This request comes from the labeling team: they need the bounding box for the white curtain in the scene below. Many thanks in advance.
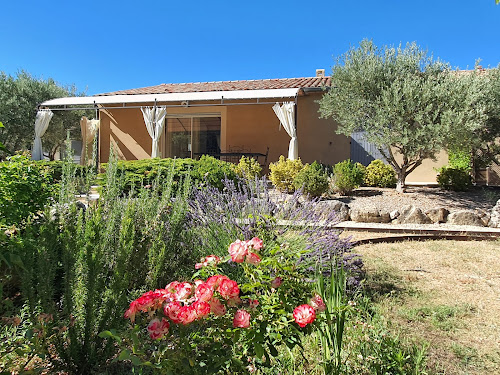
[141,106,167,158]
[272,102,297,160]
[32,109,54,160]
[80,117,100,164]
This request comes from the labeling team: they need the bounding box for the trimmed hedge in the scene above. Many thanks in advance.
[99,155,239,193]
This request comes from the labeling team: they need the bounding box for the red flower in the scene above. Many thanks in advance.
[233,309,251,328]
[248,299,259,309]
[124,300,140,323]
[147,318,170,340]
[245,252,261,265]
[209,297,227,316]
[309,294,326,312]
[163,301,183,324]
[195,282,214,302]
[218,279,240,300]
[247,237,263,251]
[206,274,229,289]
[193,301,211,319]
[293,304,316,328]
[271,277,282,288]
[178,305,197,325]
[175,282,194,301]
[228,240,248,263]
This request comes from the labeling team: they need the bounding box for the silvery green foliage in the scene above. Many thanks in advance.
[319,40,495,191]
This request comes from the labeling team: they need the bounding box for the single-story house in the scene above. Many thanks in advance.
[39,69,488,185]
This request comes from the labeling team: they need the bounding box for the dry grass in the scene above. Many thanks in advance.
[355,239,500,375]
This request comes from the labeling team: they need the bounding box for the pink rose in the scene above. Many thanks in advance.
[248,299,259,309]
[165,281,182,294]
[147,318,170,340]
[124,300,140,323]
[247,237,263,251]
[218,279,240,300]
[193,301,211,319]
[175,282,194,301]
[271,277,282,288]
[309,294,326,312]
[228,240,248,263]
[209,297,227,316]
[233,309,251,328]
[245,252,261,265]
[293,304,316,328]
[206,274,229,289]
[178,305,197,325]
[163,301,183,324]
[195,283,214,302]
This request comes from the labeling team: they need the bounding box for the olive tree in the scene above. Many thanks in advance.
[319,40,491,192]
[0,71,87,160]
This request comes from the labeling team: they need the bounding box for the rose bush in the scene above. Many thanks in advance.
[106,237,337,374]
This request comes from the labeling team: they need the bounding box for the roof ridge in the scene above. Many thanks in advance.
[158,76,330,86]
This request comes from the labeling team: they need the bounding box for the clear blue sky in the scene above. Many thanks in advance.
[1,0,499,95]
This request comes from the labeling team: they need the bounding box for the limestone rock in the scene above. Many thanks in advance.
[350,208,391,223]
[390,209,400,220]
[395,205,432,224]
[476,209,491,227]
[447,210,485,227]
[313,200,350,221]
[490,199,500,228]
[425,207,449,223]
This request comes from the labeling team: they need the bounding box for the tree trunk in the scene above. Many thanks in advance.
[396,169,407,193]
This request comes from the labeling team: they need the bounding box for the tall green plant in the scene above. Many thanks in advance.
[18,158,200,373]
[315,265,350,374]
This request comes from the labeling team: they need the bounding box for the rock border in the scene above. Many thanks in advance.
[321,199,500,228]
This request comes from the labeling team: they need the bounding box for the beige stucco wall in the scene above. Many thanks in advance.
[394,150,449,184]
[98,93,349,167]
[296,93,350,165]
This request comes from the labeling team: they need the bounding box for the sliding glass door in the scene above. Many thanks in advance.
[165,115,221,159]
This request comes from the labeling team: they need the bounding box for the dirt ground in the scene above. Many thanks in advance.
[354,239,500,375]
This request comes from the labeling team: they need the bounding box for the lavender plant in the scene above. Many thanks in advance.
[186,177,361,287]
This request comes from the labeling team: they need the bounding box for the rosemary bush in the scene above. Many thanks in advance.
[18,159,200,373]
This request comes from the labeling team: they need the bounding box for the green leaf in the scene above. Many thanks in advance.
[254,342,265,359]
[268,342,279,357]
[118,349,132,361]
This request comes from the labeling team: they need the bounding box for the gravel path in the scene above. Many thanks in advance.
[329,186,500,213]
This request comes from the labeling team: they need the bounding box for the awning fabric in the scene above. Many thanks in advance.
[273,102,297,160]
[141,106,167,158]
[39,88,301,107]
[32,109,54,160]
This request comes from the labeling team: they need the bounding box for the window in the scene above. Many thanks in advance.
[165,115,221,159]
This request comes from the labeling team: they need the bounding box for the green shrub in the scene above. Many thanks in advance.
[269,155,305,192]
[437,167,471,191]
[233,156,262,180]
[364,159,397,188]
[0,154,57,226]
[448,149,472,171]
[332,159,365,195]
[293,161,329,198]
[99,156,239,194]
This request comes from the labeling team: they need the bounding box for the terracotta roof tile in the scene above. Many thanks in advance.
[97,76,331,96]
